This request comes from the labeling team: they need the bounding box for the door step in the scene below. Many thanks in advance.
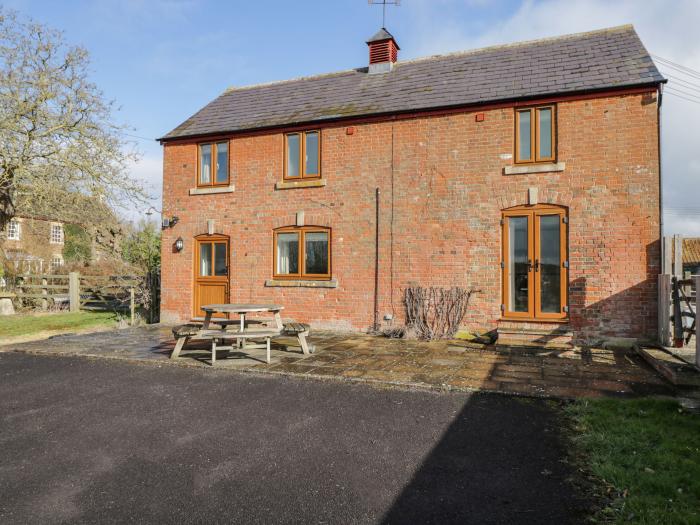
[496,324,574,349]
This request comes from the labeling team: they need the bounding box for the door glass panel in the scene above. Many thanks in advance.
[199,243,212,277]
[539,215,561,313]
[200,144,212,184]
[214,242,227,276]
[305,132,319,176]
[286,134,300,178]
[276,232,299,275]
[517,110,531,161]
[538,108,552,159]
[305,231,328,275]
[215,142,228,184]
[508,216,529,312]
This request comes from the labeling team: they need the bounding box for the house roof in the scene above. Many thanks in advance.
[160,25,665,142]
[366,27,397,44]
[683,238,700,266]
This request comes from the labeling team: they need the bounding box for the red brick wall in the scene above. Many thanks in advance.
[161,91,660,341]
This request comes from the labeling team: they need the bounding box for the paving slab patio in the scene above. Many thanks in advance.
[1,324,674,398]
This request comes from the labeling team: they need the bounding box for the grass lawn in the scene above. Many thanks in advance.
[0,311,119,338]
[566,398,700,524]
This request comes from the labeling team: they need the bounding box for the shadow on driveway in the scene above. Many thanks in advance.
[0,352,593,524]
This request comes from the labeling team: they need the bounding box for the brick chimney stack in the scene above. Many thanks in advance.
[366,28,399,74]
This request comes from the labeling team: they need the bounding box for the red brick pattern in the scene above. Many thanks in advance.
[161,91,660,340]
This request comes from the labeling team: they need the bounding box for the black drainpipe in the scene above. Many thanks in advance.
[374,187,380,332]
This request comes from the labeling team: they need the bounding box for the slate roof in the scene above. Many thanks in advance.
[367,27,397,44]
[161,25,664,141]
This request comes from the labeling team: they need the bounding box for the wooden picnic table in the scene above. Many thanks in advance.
[201,303,284,332]
[171,304,313,366]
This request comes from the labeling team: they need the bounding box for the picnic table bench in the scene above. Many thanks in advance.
[170,304,314,365]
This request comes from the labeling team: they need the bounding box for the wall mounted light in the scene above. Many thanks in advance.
[174,237,184,252]
[162,216,180,229]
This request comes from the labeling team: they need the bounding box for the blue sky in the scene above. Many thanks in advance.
[5,0,700,234]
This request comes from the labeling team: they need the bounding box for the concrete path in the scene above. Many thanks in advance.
[0,353,593,524]
[2,325,673,399]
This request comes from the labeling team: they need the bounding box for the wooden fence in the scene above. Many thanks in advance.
[658,234,698,366]
[4,270,160,324]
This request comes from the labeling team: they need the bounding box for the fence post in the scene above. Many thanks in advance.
[69,272,80,313]
[41,277,48,310]
[673,234,683,278]
[658,274,671,347]
[696,275,700,368]
[130,287,135,326]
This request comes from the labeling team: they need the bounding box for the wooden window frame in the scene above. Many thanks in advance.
[501,204,568,321]
[283,130,321,180]
[514,105,556,164]
[197,141,230,188]
[272,226,331,280]
[50,223,64,244]
[7,219,20,240]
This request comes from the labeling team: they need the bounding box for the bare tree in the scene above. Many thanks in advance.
[0,8,146,231]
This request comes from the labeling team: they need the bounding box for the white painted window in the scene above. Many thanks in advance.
[50,223,64,244]
[50,256,63,273]
[7,220,20,240]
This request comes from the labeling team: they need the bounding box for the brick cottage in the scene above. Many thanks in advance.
[159,25,666,344]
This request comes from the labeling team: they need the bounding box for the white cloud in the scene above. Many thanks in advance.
[406,0,700,237]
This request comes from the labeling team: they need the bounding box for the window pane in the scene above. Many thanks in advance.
[508,216,529,312]
[276,232,299,274]
[214,242,227,276]
[538,108,552,159]
[215,142,228,184]
[305,132,319,176]
[200,144,212,184]
[517,111,531,161]
[200,243,212,277]
[305,231,328,275]
[539,215,561,313]
[286,134,300,178]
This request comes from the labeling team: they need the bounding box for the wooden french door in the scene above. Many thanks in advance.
[193,235,229,318]
[502,205,568,320]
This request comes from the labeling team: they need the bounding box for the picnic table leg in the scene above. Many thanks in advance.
[273,311,283,331]
[203,311,212,330]
[266,337,271,364]
[211,339,217,366]
[240,314,246,350]
[297,331,311,355]
[171,336,188,360]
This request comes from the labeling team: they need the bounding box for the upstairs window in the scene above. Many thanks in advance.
[285,131,320,180]
[274,226,330,280]
[198,141,229,187]
[515,106,556,164]
[7,219,20,240]
[50,224,64,244]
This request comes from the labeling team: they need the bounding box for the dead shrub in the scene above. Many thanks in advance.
[404,286,476,340]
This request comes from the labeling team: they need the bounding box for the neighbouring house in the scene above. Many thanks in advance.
[1,191,123,275]
[683,238,700,276]
[2,216,66,273]
[159,25,665,344]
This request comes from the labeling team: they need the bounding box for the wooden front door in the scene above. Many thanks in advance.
[193,235,229,318]
[502,205,568,320]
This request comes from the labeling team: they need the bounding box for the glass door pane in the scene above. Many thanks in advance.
[508,216,529,312]
[199,243,212,277]
[538,215,561,313]
[214,242,228,276]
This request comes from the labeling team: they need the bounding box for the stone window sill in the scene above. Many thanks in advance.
[275,178,327,190]
[265,278,338,288]
[189,185,235,195]
[503,162,565,175]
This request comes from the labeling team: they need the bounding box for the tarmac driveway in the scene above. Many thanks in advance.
[0,353,592,524]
